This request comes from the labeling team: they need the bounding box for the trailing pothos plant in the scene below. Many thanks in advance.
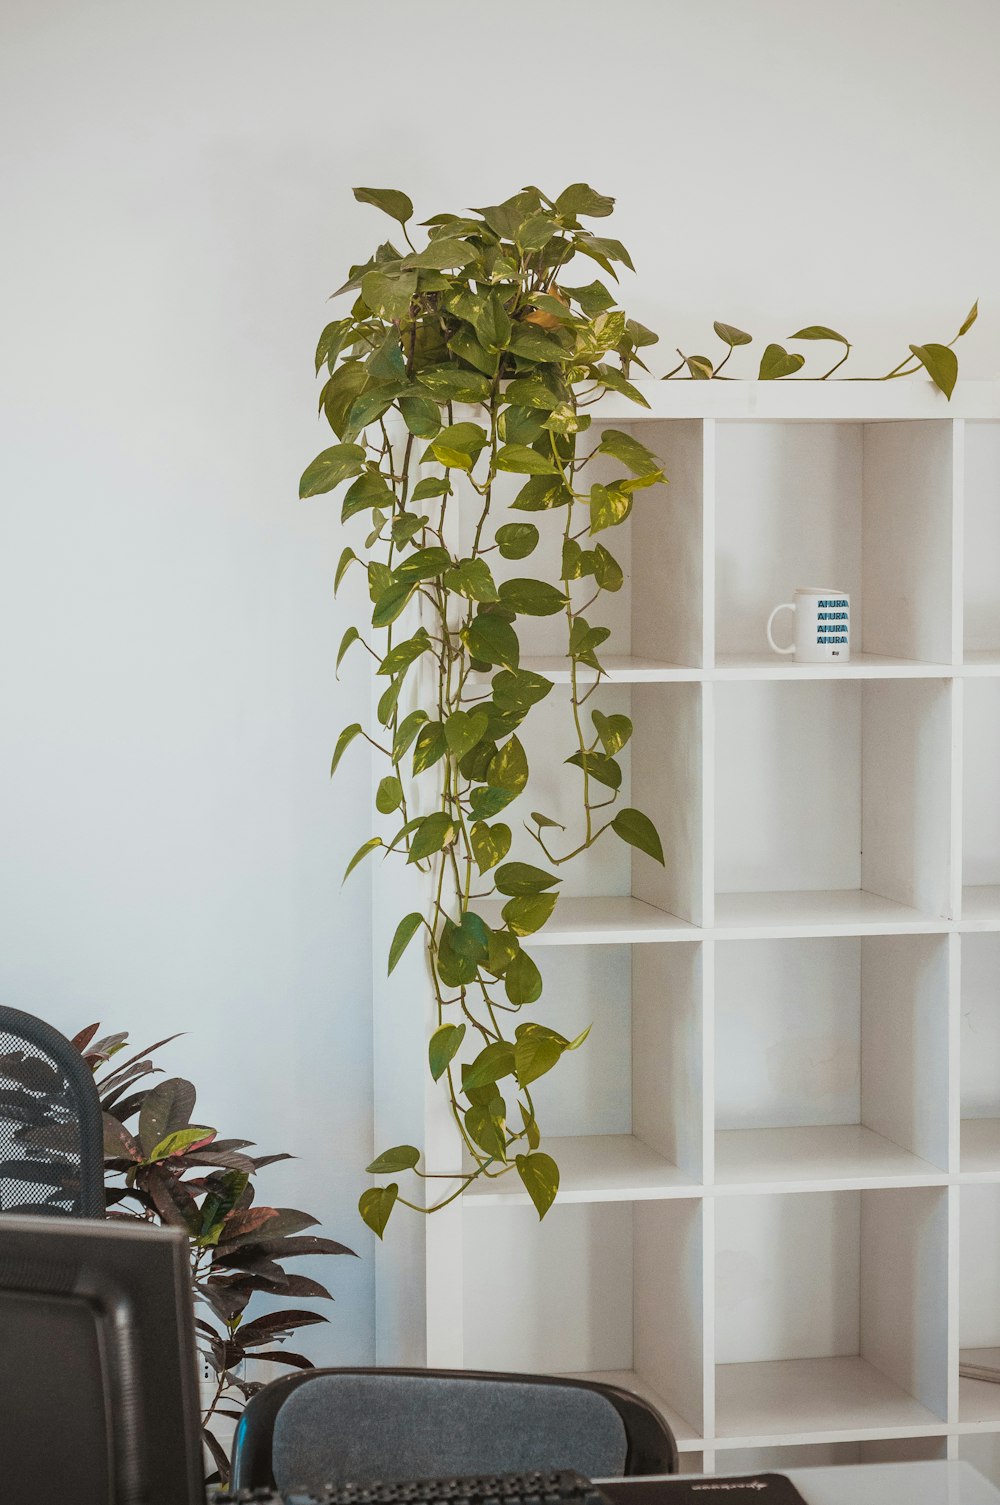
[74,1024,355,1485]
[305,182,669,1239]
[307,183,976,1242]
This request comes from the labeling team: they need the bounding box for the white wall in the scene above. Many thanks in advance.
[0,0,997,1361]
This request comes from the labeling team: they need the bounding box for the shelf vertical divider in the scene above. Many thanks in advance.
[701,1187,717,1452]
[701,419,717,931]
[946,1181,961,1429]
[951,418,966,667]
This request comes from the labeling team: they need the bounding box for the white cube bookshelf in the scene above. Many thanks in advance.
[371,381,1000,1478]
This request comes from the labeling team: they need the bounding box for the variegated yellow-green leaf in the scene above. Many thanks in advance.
[388,912,424,975]
[358,1183,398,1239]
[428,1022,465,1081]
[515,1152,559,1218]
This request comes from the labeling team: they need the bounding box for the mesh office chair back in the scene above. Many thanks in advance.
[232,1368,679,1492]
[0,1006,105,1218]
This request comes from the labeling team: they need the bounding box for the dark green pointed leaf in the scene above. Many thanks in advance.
[398,395,441,438]
[470,821,512,875]
[417,366,491,404]
[909,342,958,400]
[504,950,543,1006]
[358,1183,397,1240]
[361,269,417,322]
[593,544,623,592]
[469,786,516,821]
[491,670,553,713]
[376,677,402,727]
[437,913,487,987]
[353,186,413,225]
[759,343,805,380]
[580,234,634,271]
[388,912,424,975]
[561,279,616,317]
[957,300,979,338]
[502,891,558,936]
[407,811,457,863]
[611,806,665,865]
[496,523,539,560]
[555,183,615,219]
[589,482,632,534]
[565,749,622,789]
[334,547,357,595]
[511,473,573,512]
[445,709,490,759]
[411,476,451,502]
[372,582,415,629]
[597,428,661,476]
[429,1022,465,1081]
[516,1152,559,1218]
[488,735,528,793]
[376,776,403,814]
[593,363,649,406]
[530,811,564,831]
[344,837,382,883]
[464,1103,507,1162]
[570,617,611,671]
[462,616,519,670]
[789,325,849,344]
[428,421,489,471]
[714,321,752,347]
[342,469,395,522]
[366,1144,419,1174]
[392,709,427,762]
[520,1101,541,1151]
[403,237,477,271]
[412,720,448,775]
[336,627,360,675]
[378,630,430,677]
[495,444,559,475]
[299,443,366,498]
[444,557,499,602]
[514,1027,565,1088]
[463,1041,516,1090]
[494,862,560,897]
[394,547,451,584]
[591,710,632,755]
[485,930,520,977]
[498,578,567,617]
[330,723,363,777]
[320,360,367,438]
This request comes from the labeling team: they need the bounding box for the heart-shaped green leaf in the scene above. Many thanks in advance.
[299,443,367,498]
[515,1152,560,1218]
[714,321,752,347]
[428,1022,465,1081]
[495,523,539,560]
[470,822,512,875]
[494,862,561,897]
[330,723,363,777]
[909,342,958,400]
[611,806,665,865]
[462,615,520,670]
[388,912,424,975]
[344,837,382,883]
[358,1183,398,1239]
[502,891,558,936]
[789,326,849,344]
[504,950,542,1005]
[758,343,805,380]
[407,812,457,863]
[366,1145,420,1174]
[353,186,414,224]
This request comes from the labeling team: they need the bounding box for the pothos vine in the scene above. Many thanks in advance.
[303,183,976,1238]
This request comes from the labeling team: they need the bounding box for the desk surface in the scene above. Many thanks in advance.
[601,1462,1000,1505]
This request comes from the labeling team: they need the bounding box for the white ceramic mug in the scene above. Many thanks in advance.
[766,587,851,663]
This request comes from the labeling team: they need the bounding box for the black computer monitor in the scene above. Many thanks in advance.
[0,1213,205,1503]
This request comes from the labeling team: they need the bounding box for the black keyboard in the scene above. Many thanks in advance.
[212,1468,613,1505]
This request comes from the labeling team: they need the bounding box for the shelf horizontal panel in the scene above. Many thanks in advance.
[477,896,699,945]
[960,1350,1000,1424]
[588,378,1000,422]
[559,1369,703,1451]
[964,651,1000,676]
[715,1125,946,1192]
[962,887,1000,930]
[715,1355,943,1441]
[464,1135,698,1206]
[520,654,702,684]
[714,889,947,938]
[961,1120,1000,1177]
[714,653,953,681]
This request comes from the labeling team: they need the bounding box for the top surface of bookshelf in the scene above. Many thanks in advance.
[588,379,1000,423]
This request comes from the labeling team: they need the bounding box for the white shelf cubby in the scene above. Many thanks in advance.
[369,382,1000,1475]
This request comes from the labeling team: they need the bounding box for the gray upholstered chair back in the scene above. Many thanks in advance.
[0,1006,104,1218]
[232,1369,678,1492]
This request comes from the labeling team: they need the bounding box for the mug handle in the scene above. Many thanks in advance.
[766,602,796,655]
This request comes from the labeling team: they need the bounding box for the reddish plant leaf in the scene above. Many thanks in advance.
[71,1023,100,1053]
[234,1309,329,1346]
